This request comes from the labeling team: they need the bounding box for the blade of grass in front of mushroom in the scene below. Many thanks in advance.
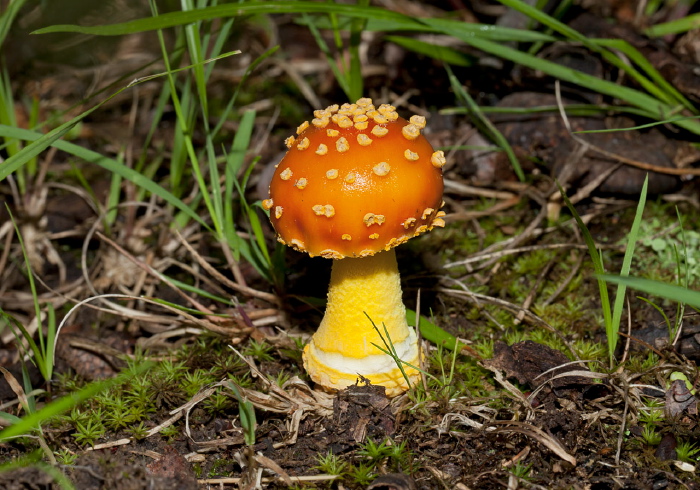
[446,64,525,182]
[557,175,648,366]
[365,314,422,390]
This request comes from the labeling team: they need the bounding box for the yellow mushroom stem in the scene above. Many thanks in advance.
[302,249,421,396]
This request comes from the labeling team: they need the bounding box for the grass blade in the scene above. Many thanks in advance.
[557,182,613,362]
[0,125,208,229]
[0,362,153,440]
[601,276,700,310]
[385,35,474,67]
[446,65,524,181]
[609,175,648,356]
[644,13,700,37]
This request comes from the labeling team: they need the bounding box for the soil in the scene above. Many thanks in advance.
[1,1,700,489]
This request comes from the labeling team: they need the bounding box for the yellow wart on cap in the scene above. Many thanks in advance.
[402,124,420,140]
[431,150,446,168]
[402,217,417,229]
[312,204,335,218]
[371,126,389,137]
[409,115,426,129]
[336,137,350,153]
[312,117,329,128]
[320,249,344,259]
[280,168,293,180]
[357,134,373,146]
[373,162,391,176]
[404,149,419,161]
[363,213,386,226]
[290,238,305,251]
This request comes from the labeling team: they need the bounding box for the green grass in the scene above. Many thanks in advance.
[34,1,700,140]
[559,175,649,366]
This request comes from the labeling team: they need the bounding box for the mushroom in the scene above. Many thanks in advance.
[265,98,446,396]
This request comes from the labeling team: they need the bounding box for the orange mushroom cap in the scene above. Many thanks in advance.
[266,99,445,259]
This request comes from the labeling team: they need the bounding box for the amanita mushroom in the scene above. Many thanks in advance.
[264,98,445,396]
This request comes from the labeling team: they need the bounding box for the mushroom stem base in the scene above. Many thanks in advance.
[302,250,421,396]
